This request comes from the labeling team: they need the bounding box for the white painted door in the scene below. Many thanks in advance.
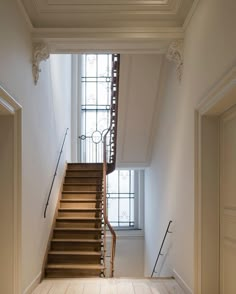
[220,105,236,294]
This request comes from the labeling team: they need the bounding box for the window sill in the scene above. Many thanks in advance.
[106,229,144,239]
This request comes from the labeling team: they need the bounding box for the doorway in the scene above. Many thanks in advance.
[195,68,236,294]
[0,86,22,294]
[219,105,236,293]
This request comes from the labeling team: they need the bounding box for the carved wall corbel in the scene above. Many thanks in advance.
[32,42,50,85]
[166,40,184,82]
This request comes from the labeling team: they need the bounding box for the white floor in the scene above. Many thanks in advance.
[32,278,185,294]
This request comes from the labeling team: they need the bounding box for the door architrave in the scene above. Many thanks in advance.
[0,85,22,294]
[195,66,236,294]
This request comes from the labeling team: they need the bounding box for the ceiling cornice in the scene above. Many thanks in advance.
[32,27,184,53]
[25,0,179,15]
[16,0,200,54]
[20,0,190,27]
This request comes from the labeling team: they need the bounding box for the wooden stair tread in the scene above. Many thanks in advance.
[67,163,102,166]
[52,238,102,243]
[62,191,103,194]
[65,175,102,178]
[66,169,103,171]
[58,208,102,212]
[67,165,102,170]
[48,250,102,255]
[60,199,102,202]
[46,264,104,270]
[56,217,102,220]
[64,183,102,186]
[54,227,102,231]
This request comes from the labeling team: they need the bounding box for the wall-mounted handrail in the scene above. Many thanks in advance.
[44,128,69,218]
[102,54,120,277]
[151,220,173,277]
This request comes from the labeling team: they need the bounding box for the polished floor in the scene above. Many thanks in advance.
[32,278,185,294]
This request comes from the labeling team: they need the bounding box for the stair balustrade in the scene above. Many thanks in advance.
[102,53,120,277]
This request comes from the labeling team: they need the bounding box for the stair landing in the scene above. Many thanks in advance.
[32,278,185,294]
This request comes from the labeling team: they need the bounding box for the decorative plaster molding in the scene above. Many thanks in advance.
[166,40,184,82]
[27,0,179,14]
[32,42,50,85]
[31,27,184,54]
[32,26,184,40]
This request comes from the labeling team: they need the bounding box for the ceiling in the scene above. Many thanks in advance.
[18,0,197,53]
[20,0,193,29]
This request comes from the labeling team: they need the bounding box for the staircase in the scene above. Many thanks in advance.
[45,163,105,278]
[44,54,120,278]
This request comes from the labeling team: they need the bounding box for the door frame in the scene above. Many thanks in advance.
[0,85,22,294]
[195,66,236,294]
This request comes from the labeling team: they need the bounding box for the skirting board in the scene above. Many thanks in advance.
[173,269,193,294]
[23,272,41,294]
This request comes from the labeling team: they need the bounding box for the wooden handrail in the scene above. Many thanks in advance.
[103,145,116,277]
[102,54,120,277]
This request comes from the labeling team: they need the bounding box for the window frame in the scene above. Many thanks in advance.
[106,169,144,231]
[79,53,112,163]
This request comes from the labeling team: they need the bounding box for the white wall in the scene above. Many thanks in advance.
[0,0,71,292]
[106,234,144,278]
[144,60,181,278]
[21,54,71,293]
[145,0,236,292]
[117,55,162,168]
[115,236,144,277]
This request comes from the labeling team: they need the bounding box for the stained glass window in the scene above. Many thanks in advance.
[79,54,112,163]
[78,54,142,229]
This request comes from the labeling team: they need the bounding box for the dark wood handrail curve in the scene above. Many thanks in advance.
[103,148,116,277]
[102,54,120,277]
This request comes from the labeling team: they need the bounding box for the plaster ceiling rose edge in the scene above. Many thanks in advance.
[32,42,50,85]
[166,40,184,82]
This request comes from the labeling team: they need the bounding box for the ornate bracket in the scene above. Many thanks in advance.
[32,42,50,85]
[166,40,184,82]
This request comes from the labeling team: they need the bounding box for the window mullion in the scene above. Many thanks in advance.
[118,170,120,227]
[134,170,139,229]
